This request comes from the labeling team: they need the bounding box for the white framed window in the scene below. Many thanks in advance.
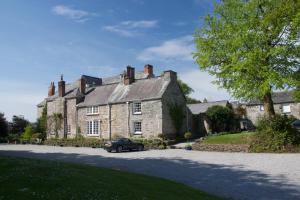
[259,105,264,111]
[86,106,99,115]
[133,121,142,135]
[133,102,142,114]
[282,104,291,113]
[67,125,71,134]
[87,120,100,136]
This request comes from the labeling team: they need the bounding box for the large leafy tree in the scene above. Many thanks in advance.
[36,105,47,140]
[177,79,201,103]
[194,0,300,118]
[10,115,29,136]
[0,113,8,137]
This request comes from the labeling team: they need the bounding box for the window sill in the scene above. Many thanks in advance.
[133,112,142,115]
[87,134,100,137]
[134,132,142,135]
[86,113,99,116]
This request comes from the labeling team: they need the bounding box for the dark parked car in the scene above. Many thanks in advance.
[104,138,144,153]
[292,120,300,130]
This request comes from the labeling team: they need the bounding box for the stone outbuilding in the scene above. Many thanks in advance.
[246,91,300,125]
[37,65,187,139]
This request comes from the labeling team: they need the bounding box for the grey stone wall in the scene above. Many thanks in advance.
[66,98,77,138]
[246,102,300,125]
[161,78,187,137]
[46,98,65,138]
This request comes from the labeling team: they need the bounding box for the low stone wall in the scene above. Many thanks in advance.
[192,143,250,152]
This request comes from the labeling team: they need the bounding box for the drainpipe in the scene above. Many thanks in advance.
[108,103,112,141]
[127,101,130,137]
[75,105,78,137]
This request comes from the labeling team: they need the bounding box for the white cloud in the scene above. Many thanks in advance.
[0,80,45,122]
[137,35,194,61]
[52,5,94,22]
[179,69,232,102]
[103,20,158,37]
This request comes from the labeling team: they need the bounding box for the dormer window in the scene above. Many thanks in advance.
[133,102,141,114]
[86,106,99,115]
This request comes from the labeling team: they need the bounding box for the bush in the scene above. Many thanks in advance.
[130,137,166,150]
[44,138,106,148]
[206,105,235,133]
[250,115,300,152]
[184,132,192,141]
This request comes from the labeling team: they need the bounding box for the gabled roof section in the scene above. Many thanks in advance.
[247,91,295,105]
[187,100,229,115]
[78,76,169,107]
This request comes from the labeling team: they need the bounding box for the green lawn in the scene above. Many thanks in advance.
[202,132,255,145]
[0,156,222,200]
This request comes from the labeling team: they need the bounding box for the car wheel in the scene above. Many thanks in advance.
[117,146,123,153]
[106,150,111,153]
[138,145,144,151]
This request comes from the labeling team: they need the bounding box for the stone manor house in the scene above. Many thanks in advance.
[37,65,187,139]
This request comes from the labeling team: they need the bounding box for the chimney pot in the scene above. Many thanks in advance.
[144,64,154,78]
[48,82,55,97]
[58,75,65,97]
[124,66,135,85]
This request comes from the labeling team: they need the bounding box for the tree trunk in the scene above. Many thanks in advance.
[263,91,275,118]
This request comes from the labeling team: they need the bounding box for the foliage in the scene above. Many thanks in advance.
[184,132,193,142]
[203,98,208,103]
[130,137,167,150]
[177,79,201,103]
[44,138,106,148]
[0,156,220,200]
[0,112,8,138]
[234,105,247,119]
[36,104,47,140]
[206,106,235,133]
[48,113,63,138]
[21,124,34,141]
[194,0,300,117]
[10,115,29,136]
[250,115,300,152]
[168,103,185,136]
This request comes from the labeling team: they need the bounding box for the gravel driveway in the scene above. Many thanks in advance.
[0,144,300,200]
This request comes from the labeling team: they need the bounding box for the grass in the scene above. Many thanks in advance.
[202,132,255,145]
[0,156,222,200]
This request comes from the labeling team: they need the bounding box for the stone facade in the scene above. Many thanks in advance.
[37,65,187,139]
[246,102,300,125]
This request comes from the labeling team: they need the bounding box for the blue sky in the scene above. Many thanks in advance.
[0,0,230,122]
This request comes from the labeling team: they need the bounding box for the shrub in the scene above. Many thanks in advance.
[130,137,166,150]
[184,132,192,142]
[250,115,300,152]
[206,105,235,133]
[44,138,106,148]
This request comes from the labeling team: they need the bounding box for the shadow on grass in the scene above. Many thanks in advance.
[0,148,299,200]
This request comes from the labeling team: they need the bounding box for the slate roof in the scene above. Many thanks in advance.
[78,76,169,107]
[247,91,295,105]
[38,70,165,107]
[187,100,229,115]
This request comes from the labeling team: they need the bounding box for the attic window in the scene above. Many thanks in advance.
[133,102,141,114]
[87,106,99,115]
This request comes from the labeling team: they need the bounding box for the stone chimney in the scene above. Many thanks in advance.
[58,75,65,97]
[48,82,55,97]
[78,77,86,94]
[144,64,154,78]
[124,66,135,85]
[163,70,177,82]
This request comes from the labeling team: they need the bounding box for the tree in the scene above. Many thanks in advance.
[36,105,47,141]
[0,113,8,138]
[177,79,201,103]
[21,124,34,141]
[10,115,29,136]
[194,0,300,118]
[203,98,208,103]
[206,105,234,133]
